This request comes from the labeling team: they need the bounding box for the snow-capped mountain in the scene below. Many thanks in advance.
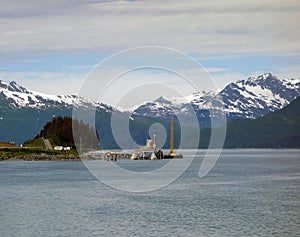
[0,80,114,112]
[217,73,300,119]
[0,74,299,146]
[0,80,118,145]
[133,73,300,124]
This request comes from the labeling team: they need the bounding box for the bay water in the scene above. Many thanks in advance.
[0,149,299,236]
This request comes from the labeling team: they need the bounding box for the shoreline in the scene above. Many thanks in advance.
[0,154,98,161]
[0,147,97,161]
[0,154,81,161]
[1,148,299,162]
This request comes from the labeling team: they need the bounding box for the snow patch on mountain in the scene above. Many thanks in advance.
[133,73,300,121]
[1,73,299,123]
[0,80,114,112]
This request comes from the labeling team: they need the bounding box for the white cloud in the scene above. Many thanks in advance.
[0,0,299,104]
[208,71,247,89]
[205,67,229,73]
[0,71,85,95]
[275,66,300,79]
[0,0,299,56]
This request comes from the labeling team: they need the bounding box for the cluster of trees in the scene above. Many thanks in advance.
[35,117,100,150]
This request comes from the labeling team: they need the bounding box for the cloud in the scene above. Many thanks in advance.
[0,0,299,56]
[209,72,247,89]
[0,0,299,102]
[0,70,85,95]
[275,66,300,79]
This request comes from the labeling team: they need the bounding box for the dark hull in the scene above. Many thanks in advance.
[163,154,183,159]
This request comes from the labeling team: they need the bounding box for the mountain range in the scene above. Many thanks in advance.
[199,96,300,148]
[0,80,116,145]
[133,73,300,127]
[0,80,114,112]
[0,73,299,147]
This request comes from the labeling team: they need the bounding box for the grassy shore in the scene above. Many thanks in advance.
[0,147,81,161]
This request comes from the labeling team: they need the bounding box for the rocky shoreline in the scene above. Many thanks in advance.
[0,154,96,161]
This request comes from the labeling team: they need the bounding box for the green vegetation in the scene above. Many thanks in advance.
[34,117,75,147]
[0,147,78,158]
[200,97,300,148]
[224,96,300,148]
[33,116,100,149]
[2,97,300,152]
[0,107,72,145]
[23,138,45,148]
[0,116,102,160]
[0,146,80,161]
[95,97,300,149]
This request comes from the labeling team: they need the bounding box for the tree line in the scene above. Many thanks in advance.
[35,116,100,150]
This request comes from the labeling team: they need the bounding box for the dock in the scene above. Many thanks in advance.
[87,117,183,161]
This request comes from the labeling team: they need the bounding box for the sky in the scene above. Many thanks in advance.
[0,0,299,108]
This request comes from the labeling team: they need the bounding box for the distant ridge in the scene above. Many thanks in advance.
[199,96,300,148]
[0,80,117,145]
[133,73,300,126]
[0,73,299,147]
[0,80,114,112]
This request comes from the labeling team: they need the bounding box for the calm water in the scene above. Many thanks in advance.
[0,149,300,237]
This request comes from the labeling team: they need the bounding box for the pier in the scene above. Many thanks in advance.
[87,118,183,160]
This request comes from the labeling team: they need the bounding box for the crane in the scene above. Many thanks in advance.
[169,117,175,156]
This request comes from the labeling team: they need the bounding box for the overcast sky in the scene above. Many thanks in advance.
[0,0,299,107]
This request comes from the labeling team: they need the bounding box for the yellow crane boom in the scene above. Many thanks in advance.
[169,117,175,156]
